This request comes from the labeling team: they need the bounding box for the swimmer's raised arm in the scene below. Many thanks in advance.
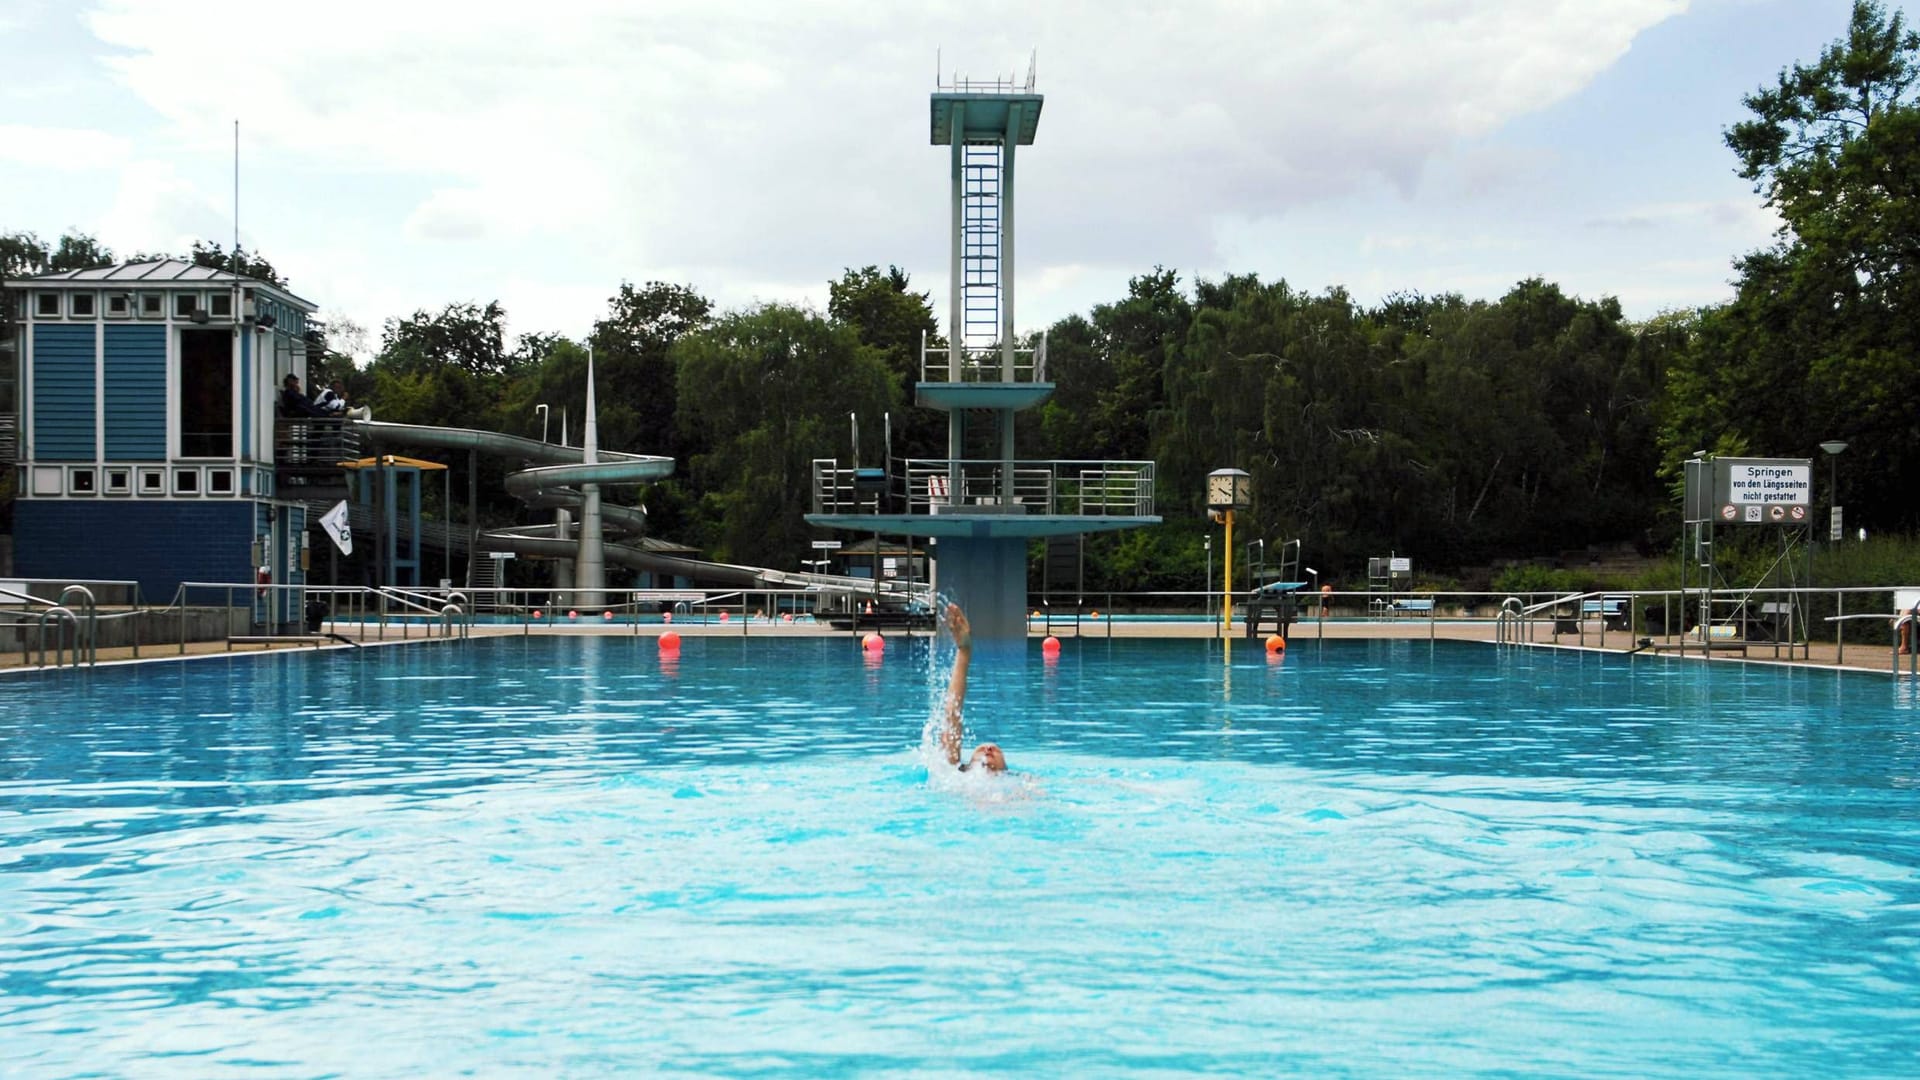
[941,603,971,766]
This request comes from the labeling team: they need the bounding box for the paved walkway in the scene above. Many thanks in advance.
[5,615,1913,676]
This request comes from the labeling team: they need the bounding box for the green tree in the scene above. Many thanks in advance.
[673,304,899,567]
[828,265,941,459]
[186,240,287,286]
[1676,0,1920,528]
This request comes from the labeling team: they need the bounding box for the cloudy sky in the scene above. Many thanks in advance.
[1,0,1900,357]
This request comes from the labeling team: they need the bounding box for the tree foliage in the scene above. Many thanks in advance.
[1666,0,1920,531]
[673,304,900,567]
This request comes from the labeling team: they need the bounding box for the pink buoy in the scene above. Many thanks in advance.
[568,609,578,620]
[782,613,794,622]
[603,611,614,621]
[663,612,673,624]
[1042,635,1061,656]
[720,611,730,623]
[862,632,884,653]
[658,631,681,651]
[532,609,543,620]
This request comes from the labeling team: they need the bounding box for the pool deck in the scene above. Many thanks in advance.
[7,615,1914,676]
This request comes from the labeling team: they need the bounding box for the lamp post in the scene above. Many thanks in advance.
[1204,535,1213,635]
[1820,440,1846,543]
[1206,468,1253,633]
[534,404,550,444]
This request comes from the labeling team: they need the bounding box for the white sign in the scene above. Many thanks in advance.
[811,540,843,550]
[1719,458,1811,507]
[1389,558,1411,573]
[1831,506,1844,542]
[319,500,353,555]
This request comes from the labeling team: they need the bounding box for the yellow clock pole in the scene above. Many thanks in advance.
[1222,508,1234,632]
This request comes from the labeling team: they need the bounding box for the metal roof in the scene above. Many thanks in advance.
[10,258,319,311]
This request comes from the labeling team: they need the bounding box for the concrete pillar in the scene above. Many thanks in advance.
[575,349,606,609]
[936,535,1028,643]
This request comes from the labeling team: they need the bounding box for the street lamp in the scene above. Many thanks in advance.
[1820,440,1847,543]
[1206,468,1253,632]
[1204,535,1213,635]
[534,403,550,444]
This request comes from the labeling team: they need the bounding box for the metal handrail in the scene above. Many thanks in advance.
[33,606,82,668]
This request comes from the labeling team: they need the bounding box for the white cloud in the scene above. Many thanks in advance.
[74,0,1690,336]
[0,124,131,169]
[93,159,231,256]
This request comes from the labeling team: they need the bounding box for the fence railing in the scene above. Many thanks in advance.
[6,582,1917,675]
[812,457,1155,517]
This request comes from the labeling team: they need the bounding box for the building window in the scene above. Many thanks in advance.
[31,466,63,495]
[106,294,131,318]
[137,467,166,495]
[103,467,132,495]
[174,293,199,319]
[70,293,96,318]
[178,328,233,457]
[206,468,235,495]
[172,467,200,496]
[35,293,60,318]
[68,468,97,495]
[208,291,233,318]
[138,293,163,318]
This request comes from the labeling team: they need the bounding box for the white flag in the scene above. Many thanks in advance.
[319,500,353,556]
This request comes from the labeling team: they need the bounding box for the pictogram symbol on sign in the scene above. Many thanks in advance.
[1790,505,1806,521]
[1721,504,1738,521]
[1745,505,1763,522]
[1769,505,1785,522]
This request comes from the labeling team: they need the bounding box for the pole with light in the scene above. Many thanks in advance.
[1204,535,1214,636]
[1207,468,1252,633]
[1820,440,1846,543]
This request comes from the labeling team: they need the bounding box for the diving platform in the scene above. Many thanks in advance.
[807,58,1160,641]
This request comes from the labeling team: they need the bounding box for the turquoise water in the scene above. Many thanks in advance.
[3,637,1918,1077]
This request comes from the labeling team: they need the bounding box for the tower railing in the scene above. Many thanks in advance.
[812,457,1154,518]
[919,330,1048,383]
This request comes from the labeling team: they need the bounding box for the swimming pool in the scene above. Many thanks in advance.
[3,637,1917,1076]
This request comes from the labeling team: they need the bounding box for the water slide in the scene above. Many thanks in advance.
[349,419,924,595]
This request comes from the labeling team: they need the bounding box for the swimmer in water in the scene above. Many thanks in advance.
[941,603,1006,773]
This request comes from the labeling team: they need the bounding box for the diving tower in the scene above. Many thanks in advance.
[807,58,1160,641]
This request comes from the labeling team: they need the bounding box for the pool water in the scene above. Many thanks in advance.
[3,637,1918,1076]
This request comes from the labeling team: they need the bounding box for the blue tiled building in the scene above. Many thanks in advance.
[5,260,320,626]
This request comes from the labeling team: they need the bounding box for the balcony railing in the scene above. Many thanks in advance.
[274,418,363,490]
[812,457,1155,518]
[919,330,1048,384]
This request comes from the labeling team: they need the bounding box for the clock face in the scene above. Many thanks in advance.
[1208,476,1233,506]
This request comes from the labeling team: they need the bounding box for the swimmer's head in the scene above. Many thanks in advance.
[960,743,1006,774]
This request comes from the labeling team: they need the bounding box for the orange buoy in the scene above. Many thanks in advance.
[658,631,681,651]
[1265,634,1287,653]
[1090,610,1100,619]
[1042,635,1061,656]
[1031,610,1042,619]
[862,632,884,652]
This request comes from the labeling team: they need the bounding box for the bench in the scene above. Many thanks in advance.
[1580,595,1630,631]
[1392,598,1434,618]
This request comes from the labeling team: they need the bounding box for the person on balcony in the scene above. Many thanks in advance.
[279,374,330,419]
[315,378,372,421]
